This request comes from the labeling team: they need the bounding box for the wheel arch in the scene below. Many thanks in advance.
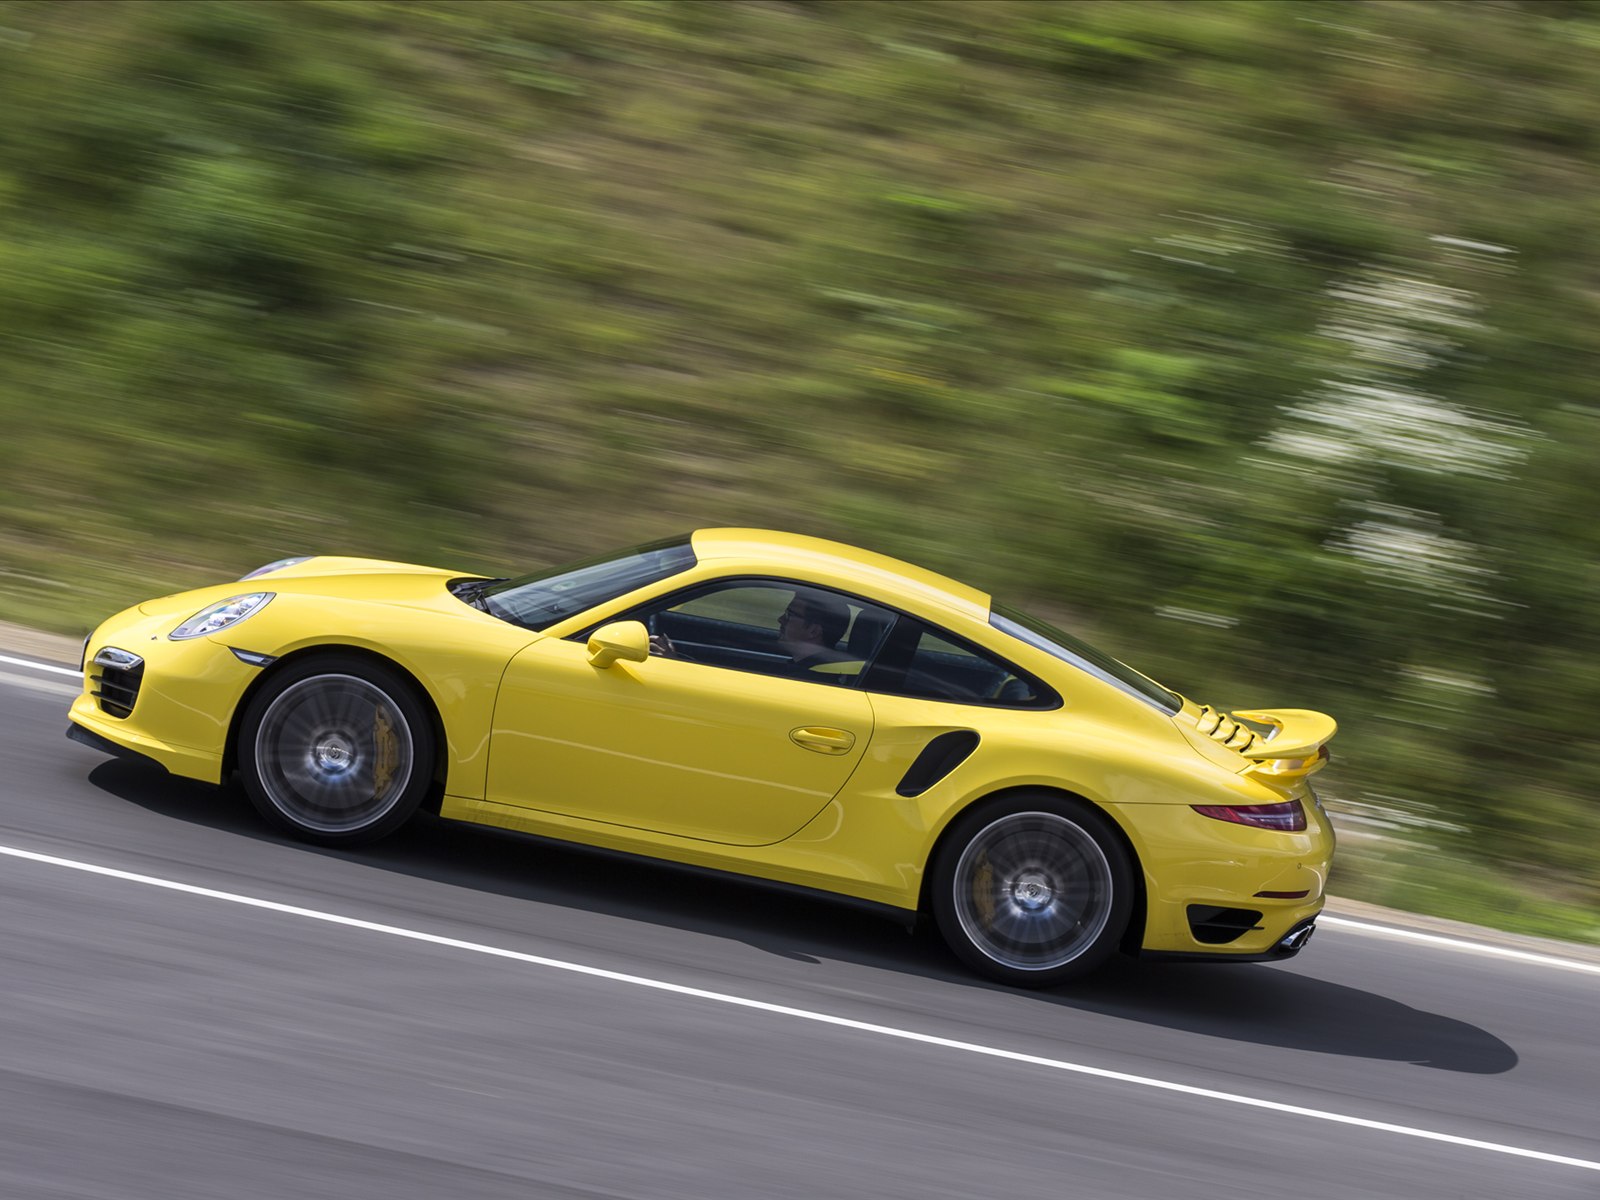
[223,644,450,813]
[918,784,1148,956]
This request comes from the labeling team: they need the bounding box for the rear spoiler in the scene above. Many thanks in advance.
[1230,708,1336,779]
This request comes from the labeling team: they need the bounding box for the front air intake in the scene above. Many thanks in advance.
[91,647,144,719]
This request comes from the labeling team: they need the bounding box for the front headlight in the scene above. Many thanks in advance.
[170,593,274,640]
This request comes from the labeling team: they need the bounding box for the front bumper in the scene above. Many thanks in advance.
[68,605,262,784]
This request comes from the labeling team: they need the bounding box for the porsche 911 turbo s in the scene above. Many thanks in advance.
[69,529,1336,985]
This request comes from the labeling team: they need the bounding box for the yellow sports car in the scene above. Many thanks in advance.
[69,529,1335,985]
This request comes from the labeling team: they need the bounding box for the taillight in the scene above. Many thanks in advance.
[1192,800,1306,832]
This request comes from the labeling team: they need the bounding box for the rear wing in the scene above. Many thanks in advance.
[1191,705,1335,778]
[1229,707,1337,779]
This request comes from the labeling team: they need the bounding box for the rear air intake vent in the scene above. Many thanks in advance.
[896,731,980,797]
[1194,705,1257,753]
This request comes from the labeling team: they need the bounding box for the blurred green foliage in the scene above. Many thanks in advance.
[2,0,1598,939]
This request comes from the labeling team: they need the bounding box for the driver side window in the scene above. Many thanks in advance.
[632,580,896,686]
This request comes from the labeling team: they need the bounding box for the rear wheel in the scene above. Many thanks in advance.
[931,794,1133,986]
[239,656,434,846]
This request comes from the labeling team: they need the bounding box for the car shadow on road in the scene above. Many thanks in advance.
[90,759,1517,1076]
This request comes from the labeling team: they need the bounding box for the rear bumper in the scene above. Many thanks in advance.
[1138,916,1319,964]
[1109,794,1335,958]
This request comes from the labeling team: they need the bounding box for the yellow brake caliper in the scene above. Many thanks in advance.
[972,853,996,926]
[373,706,398,800]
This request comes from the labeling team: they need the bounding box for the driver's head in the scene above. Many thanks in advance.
[778,588,850,651]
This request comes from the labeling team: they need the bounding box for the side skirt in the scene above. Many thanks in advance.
[435,803,921,931]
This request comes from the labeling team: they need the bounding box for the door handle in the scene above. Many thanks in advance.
[790,727,855,755]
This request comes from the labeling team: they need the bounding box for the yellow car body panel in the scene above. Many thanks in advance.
[489,636,874,845]
[71,602,255,783]
[70,533,1336,960]
[81,559,540,796]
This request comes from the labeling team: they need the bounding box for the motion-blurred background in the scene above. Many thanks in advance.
[1,0,1596,939]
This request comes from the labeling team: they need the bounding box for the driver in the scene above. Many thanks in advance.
[650,587,853,675]
[776,589,853,671]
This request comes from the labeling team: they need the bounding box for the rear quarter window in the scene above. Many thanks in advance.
[865,618,1057,709]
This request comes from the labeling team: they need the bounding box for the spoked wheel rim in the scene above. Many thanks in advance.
[253,673,415,834]
[951,811,1115,973]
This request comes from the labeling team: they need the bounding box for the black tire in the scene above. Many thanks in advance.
[238,654,435,846]
[931,793,1133,987]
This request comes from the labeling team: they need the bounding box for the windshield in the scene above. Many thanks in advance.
[479,536,696,631]
[991,604,1182,714]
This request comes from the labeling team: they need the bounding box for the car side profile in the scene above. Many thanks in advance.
[68,529,1336,986]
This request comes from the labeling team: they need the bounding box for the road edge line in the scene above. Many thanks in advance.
[0,840,1596,1175]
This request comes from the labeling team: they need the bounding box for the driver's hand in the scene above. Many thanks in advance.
[649,633,675,657]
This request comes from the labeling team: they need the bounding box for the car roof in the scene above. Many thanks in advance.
[690,528,991,623]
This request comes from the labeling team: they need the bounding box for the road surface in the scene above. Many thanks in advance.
[0,651,1594,1198]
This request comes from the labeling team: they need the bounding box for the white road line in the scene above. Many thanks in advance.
[0,653,79,679]
[1321,916,1600,977]
[0,841,1595,1175]
[0,670,80,699]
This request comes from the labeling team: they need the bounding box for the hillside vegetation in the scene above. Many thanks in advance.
[2,0,1598,938]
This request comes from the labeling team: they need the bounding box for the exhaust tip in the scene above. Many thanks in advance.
[1277,920,1316,954]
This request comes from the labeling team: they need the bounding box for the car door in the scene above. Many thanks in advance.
[485,581,885,846]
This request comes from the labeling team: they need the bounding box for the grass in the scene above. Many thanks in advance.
[1335,839,1600,948]
[4,0,1600,941]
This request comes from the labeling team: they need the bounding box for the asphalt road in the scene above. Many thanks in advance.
[1,655,1595,1199]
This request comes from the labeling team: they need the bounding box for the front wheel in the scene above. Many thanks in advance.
[931,795,1133,987]
[239,656,435,846]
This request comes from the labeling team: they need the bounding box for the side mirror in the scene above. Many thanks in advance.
[586,620,650,669]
